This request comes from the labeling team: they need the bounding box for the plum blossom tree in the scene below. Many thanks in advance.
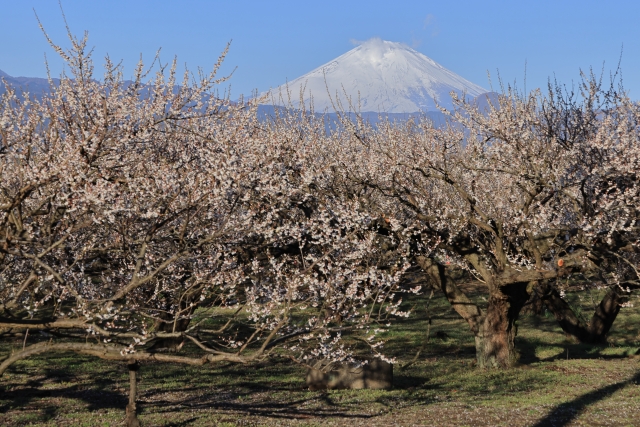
[530,74,640,342]
[0,31,411,425]
[334,73,638,367]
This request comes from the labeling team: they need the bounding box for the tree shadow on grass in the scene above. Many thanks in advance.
[515,336,632,365]
[0,363,127,423]
[162,418,198,427]
[531,370,640,427]
[145,392,382,421]
[137,359,434,422]
[0,383,127,424]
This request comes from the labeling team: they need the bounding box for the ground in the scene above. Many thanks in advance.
[1,286,639,426]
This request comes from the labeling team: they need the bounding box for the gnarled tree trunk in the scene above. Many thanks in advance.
[479,282,531,368]
[536,281,631,343]
[418,257,530,368]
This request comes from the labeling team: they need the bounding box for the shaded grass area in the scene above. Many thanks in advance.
[1,287,639,426]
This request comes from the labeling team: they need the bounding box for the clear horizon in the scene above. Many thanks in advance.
[1,0,639,99]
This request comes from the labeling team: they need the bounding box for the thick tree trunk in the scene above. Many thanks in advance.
[477,282,530,368]
[536,281,592,342]
[125,361,141,427]
[417,256,484,336]
[587,289,627,340]
[480,295,513,368]
[537,281,630,343]
[418,257,531,368]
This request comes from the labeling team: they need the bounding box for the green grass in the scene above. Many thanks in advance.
[1,287,639,426]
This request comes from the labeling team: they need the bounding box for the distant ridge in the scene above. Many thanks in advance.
[0,69,59,98]
[268,38,487,113]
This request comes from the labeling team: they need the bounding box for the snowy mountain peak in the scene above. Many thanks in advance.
[269,38,487,113]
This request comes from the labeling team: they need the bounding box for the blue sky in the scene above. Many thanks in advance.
[1,0,639,99]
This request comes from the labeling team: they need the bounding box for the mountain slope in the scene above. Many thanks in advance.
[269,38,487,113]
[0,69,59,98]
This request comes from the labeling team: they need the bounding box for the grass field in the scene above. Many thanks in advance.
[1,286,639,427]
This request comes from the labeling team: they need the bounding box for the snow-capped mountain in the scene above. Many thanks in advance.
[268,38,487,113]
